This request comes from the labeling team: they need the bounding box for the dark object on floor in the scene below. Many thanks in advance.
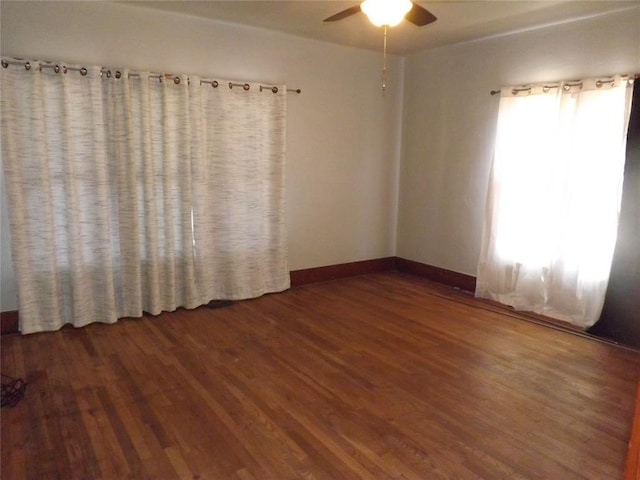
[1,374,27,407]
[206,299,234,309]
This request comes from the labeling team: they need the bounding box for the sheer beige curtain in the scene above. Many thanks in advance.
[476,76,633,328]
[1,59,289,334]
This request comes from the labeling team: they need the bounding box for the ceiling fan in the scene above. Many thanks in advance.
[323,1,438,93]
[323,0,437,28]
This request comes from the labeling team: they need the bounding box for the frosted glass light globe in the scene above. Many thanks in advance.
[361,0,413,27]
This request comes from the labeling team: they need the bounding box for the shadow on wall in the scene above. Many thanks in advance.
[588,81,640,348]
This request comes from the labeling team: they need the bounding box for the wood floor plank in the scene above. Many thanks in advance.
[625,380,640,480]
[2,272,639,479]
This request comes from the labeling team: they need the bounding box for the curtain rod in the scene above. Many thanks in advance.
[489,74,634,96]
[1,57,302,94]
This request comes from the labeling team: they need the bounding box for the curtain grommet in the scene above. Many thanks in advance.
[1,60,8,68]
[80,67,88,76]
[115,71,122,79]
[174,77,181,85]
[212,80,218,88]
[24,62,31,71]
[228,82,251,91]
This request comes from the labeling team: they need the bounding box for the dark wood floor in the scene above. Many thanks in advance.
[2,272,639,479]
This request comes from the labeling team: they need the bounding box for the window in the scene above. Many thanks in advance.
[476,76,633,327]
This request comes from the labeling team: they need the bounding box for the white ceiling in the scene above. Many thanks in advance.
[120,0,637,55]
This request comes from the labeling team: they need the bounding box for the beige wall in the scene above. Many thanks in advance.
[397,7,640,277]
[0,1,404,311]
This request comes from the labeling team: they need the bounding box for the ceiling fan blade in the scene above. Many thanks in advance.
[323,5,361,22]
[405,3,437,27]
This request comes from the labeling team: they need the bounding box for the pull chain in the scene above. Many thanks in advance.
[382,24,388,95]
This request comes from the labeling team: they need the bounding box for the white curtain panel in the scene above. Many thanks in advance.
[476,76,633,328]
[1,61,289,334]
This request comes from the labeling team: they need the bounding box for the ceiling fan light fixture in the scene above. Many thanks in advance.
[361,0,413,27]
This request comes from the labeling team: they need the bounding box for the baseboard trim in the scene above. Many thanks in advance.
[394,257,476,293]
[1,310,19,335]
[290,256,476,292]
[290,257,396,286]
